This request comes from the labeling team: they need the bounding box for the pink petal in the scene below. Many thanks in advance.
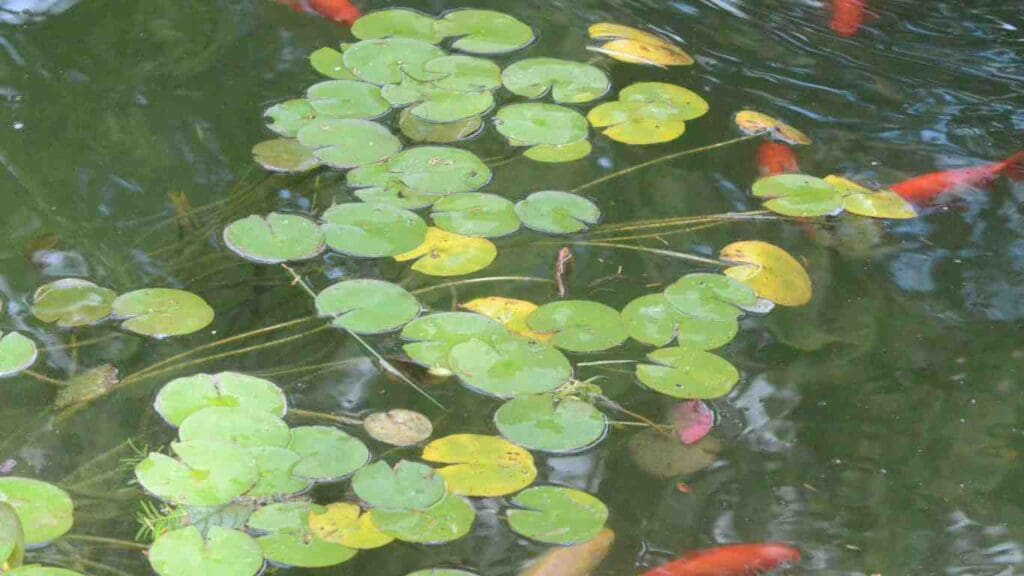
[673,401,713,445]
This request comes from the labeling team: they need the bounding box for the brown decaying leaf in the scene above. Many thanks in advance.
[363,409,433,446]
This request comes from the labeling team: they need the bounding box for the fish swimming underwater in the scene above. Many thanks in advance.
[889,152,1024,205]
[273,0,361,25]
[830,0,865,37]
[756,141,800,177]
[519,528,615,576]
[641,543,801,576]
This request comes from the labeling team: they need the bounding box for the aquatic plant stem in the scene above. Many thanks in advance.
[63,534,148,551]
[570,134,758,194]
[599,396,674,439]
[576,360,637,367]
[23,370,62,386]
[411,276,554,295]
[289,408,363,427]
[561,241,731,267]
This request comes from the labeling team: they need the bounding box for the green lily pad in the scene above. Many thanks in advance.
[348,146,492,198]
[8,567,86,576]
[351,8,444,44]
[636,346,739,399]
[306,80,391,120]
[315,279,420,334]
[252,138,321,173]
[183,503,256,537]
[399,110,482,144]
[368,494,474,544]
[514,191,601,234]
[495,104,589,148]
[663,273,757,322]
[321,202,427,258]
[31,279,116,327]
[507,486,608,545]
[247,501,314,533]
[354,186,442,210]
[430,193,520,238]
[178,407,291,449]
[393,227,497,277]
[0,502,24,570]
[436,9,534,55]
[494,394,607,453]
[383,80,494,123]
[135,441,258,507]
[343,38,446,85]
[588,82,708,145]
[450,335,573,397]
[751,174,844,217]
[523,140,593,163]
[621,294,739,349]
[352,460,446,510]
[112,288,214,338]
[258,530,357,568]
[401,312,508,371]
[0,332,38,377]
[297,119,402,169]
[310,47,357,80]
[0,478,73,546]
[148,526,264,576]
[406,570,479,576]
[264,99,317,138]
[288,426,370,481]
[246,447,309,499]
[223,213,325,264]
[427,55,502,92]
[502,58,609,103]
[526,300,627,353]
[154,372,287,428]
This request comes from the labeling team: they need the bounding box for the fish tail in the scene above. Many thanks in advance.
[1001,151,1024,181]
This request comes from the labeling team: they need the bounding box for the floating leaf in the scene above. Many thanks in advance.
[431,193,520,238]
[621,294,738,349]
[348,146,492,198]
[502,59,609,104]
[0,502,24,570]
[437,9,534,55]
[393,227,497,276]
[297,119,402,169]
[148,526,264,576]
[515,191,601,234]
[288,426,370,482]
[223,213,325,264]
[520,528,615,576]
[450,336,573,397]
[399,110,482,144]
[751,174,844,217]
[246,447,309,499]
[351,8,444,44]
[247,501,313,533]
[352,460,446,510]
[321,203,427,258]
[663,273,756,322]
[507,486,608,545]
[824,175,917,219]
[636,346,739,399]
[460,297,548,341]
[0,333,37,378]
[252,138,321,173]
[401,312,508,371]
[31,279,115,327]
[7,567,85,576]
[719,241,812,307]
[310,47,357,80]
[155,372,286,428]
[183,503,256,537]
[385,82,493,123]
[54,363,118,409]
[628,429,721,478]
[523,140,593,163]
[315,279,420,334]
[112,288,214,338]
[354,186,440,210]
[135,441,258,506]
[406,571,478,576]
[363,409,433,446]
[258,533,356,568]
[526,300,627,353]
[587,82,708,145]
[422,434,536,497]
[264,99,317,137]
[495,104,589,155]
[673,400,713,445]
[587,23,693,67]
[306,80,391,120]
[178,407,291,449]
[368,493,475,544]
[343,38,446,85]
[734,110,811,145]
[0,478,72,546]
[308,503,394,549]
[494,394,607,453]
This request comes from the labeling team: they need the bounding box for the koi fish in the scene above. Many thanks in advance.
[889,152,1024,205]
[273,0,361,26]
[519,528,615,576]
[641,543,800,576]
[756,141,800,177]
[830,0,865,37]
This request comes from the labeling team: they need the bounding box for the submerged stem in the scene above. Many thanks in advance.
[558,241,730,267]
[289,408,363,427]
[63,534,148,551]
[23,370,62,386]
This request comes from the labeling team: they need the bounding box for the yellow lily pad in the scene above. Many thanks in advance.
[588,83,707,145]
[824,175,918,220]
[460,297,550,341]
[719,241,812,307]
[422,434,537,497]
[587,23,693,67]
[394,227,497,277]
[734,110,811,145]
[308,503,394,550]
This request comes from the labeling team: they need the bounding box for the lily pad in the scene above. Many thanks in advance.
[495,104,589,152]
[430,193,520,238]
[264,99,317,137]
[494,394,607,453]
[437,9,535,55]
[0,478,73,545]
[507,486,608,545]
[7,568,85,576]
[178,407,291,449]
[824,175,917,219]
[352,460,446,510]
[514,191,601,234]
[246,447,310,499]
[636,346,739,399]
[288,426,370,482]
[460,297,548,341]
[363,409,433,446]
[310,47,357,79]
[720,241,812,307]
[587,23,693,67]
[135,441,258,507]
[354,186,441,210]
[751,174,844,217]
[523,140,593,163]
[154,372,287,428]
[321,203,427,258]
[384,81,494,123]
[148,526,264,576]
[526,300,627,353]
[297,119,402,169]
[351,8,443,44]
[663,273,756,322]
[393,227,497,276]
[401,312,508,371]
[502,58,609,104]
[223,213,325,264]
[31,279,115,327]
[0,332,37,378]
[342,38,446,85]
[112,288,214,338]
[348,146,492,198]
[621,294,738,349]
[247,501,314,533]
[252,138,321,173]
[369,493,475,544]
[183,503,255,537]
[258,530,357,568]
[308,503,394,549]
[315,279,420,334]
[587,82,708,145]
[399,110,482,144]
[306,80,391,120]
[0,502,24,570]
[734,110,811,145]
[450,336,573,397]
[422,434,536,497]
[406,571,478,576]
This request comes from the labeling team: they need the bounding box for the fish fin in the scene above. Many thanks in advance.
[1001,151,1024,181]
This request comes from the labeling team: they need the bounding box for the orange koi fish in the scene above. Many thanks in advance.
[890,152,1024,205]
[519,528,614,576]
[756,141,800,176]
[830,0,865,37]
[274,0,361,25]
[641,543,800,576]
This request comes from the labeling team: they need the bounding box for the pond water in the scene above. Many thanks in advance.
[0,0,1022,574]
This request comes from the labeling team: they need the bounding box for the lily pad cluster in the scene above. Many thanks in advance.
[0,478,81,575]
[588,82,709,145]
[752,173,916,218]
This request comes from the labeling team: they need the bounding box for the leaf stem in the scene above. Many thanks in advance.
[558,241,731,267]
[23,370,62,386]
[576,360,638,367]
[63,533,148,551]
[289,408,363,427]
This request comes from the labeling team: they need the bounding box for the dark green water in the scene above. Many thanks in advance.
[1,0,1022,574]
